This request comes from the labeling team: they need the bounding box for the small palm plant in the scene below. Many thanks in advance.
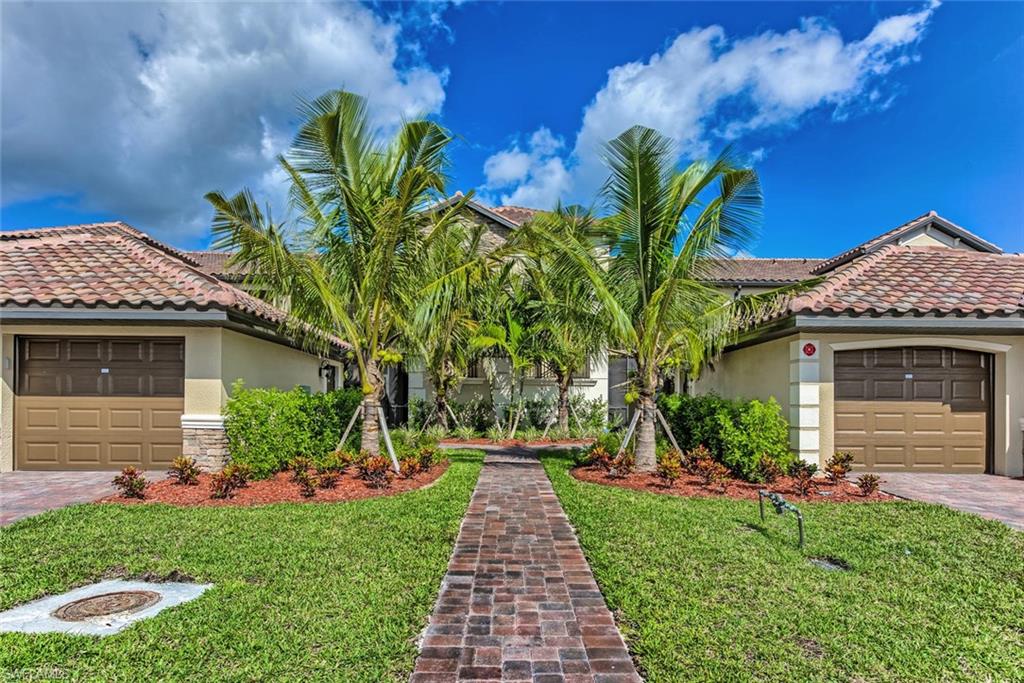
[515,204,607,431]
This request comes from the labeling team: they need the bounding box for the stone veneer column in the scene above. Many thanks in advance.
[789,339,821,466]
[181,415,229,471]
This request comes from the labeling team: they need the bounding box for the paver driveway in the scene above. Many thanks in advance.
[880,472,1024,531]
[412,448,640,682]
[0,471,164,526]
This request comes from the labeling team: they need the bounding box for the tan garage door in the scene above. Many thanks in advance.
[834,347,991,472]
[15,337,184,470]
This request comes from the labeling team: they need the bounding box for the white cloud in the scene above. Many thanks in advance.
[481,127,571,210]
[1,1,448,243]
[493,2,939,206]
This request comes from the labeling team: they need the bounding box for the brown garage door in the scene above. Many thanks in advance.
[834,347,991,472]
[15,337,184,470]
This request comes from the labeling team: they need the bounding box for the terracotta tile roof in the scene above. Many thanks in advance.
[700,258,823,284]
[0,222,318,336]
[185,250,248,279]
[782,245,1024,317]
[811,210,1003,274]
[489,205,539,226]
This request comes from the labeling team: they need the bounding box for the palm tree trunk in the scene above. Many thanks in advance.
[360,356,384,455]
[556,372,571,431]
[634,386,657,472]
[434,389,450,432]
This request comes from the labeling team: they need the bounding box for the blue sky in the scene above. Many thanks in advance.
[2,1,1022,256]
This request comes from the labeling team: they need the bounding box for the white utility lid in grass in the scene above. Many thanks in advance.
[0,579,211,637]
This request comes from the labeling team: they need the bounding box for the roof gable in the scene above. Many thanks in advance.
[811,211,1003,275]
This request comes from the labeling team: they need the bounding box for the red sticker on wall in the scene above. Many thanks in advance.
[802,343,817,357]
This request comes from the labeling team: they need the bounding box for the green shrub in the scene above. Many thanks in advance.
[717,398,792,481]
[659,393,792,482]
[658,393,742,455]
[223,382,361,478]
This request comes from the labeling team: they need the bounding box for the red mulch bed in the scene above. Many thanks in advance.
[441,438,593,448]
[571,465,894,503]
[102,461,449,508]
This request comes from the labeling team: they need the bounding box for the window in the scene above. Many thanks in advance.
[533,359,589,380]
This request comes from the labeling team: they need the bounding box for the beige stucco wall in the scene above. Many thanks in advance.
[690,330,1024,476]
[693,335,792,404]
[0,324,339,471]
[220,329,329,401]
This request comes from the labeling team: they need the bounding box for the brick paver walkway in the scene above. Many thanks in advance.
[0,470,165,526]
[411,449,640,682]
[880,472,1024,531]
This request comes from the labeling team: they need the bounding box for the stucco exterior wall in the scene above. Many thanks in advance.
[220,329,328,399]
[693,336,792,404]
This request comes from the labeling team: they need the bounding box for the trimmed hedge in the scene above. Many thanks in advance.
[224,382,362,478]
[658,393,793,481]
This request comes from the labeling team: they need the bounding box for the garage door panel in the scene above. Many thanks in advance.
[150,409,183,430]
[908,445,945,466]
[873,445,908,467]
[951,379,984,402]
[952,446,985,466]
[873,349,906,367]
[67,442,102,464]
[22,373,62,396]
[109,340,146,362]
[110,409,143,429]
[150,341,185,362]
[66,373,103,396]
[911,380,944,401]
[834,408,868,433]
[16,337,184,471]
[67,340,102,361]
[950,412,985,437]
[110,374,147,396]
[951,350,985,368]
[23,339,61,361]
[909,411,945,435]
[16,397,184,470]
[150,444,181,466]
[834,346,989,472]
[835,380,868,400]
[910,348,944,367]
[873,380,907,399]
[24,407,60,429]
[67,408,102,429]
[22,443,60,465]
[109,443,144,464]
[150,374,186,397]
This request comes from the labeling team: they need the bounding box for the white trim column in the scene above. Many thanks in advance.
[789,339,821,466]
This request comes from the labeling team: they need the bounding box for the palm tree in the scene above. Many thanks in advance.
[539,126,768,470]
[206,90,465,456]
[470,278,538,439]
[411,220,491,431]
[516,205,607,431]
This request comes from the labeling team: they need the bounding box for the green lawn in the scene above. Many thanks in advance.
[542,453,1024,683]
[0,451,483,682]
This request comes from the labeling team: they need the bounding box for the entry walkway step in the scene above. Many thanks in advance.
[411,448,641,682]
